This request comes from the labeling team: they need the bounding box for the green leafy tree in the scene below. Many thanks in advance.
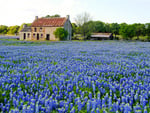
[94,21,105,33]
[145,23,150,38]
[105,23,111,33]
[7,25,20,35]
[81,21,96,39]
[45,14,60,18]
[75,27,82,34]
[0,25,8,34]
[126,25,135,39]
[54,28,68,40]
[119,23,128,39]
[133,23,145,40]
[119,23,135,40]
[145,23,150,41]
[72,23,77,35]
[110,23,120,38]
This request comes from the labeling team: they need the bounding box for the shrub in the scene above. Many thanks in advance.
[53,28,68,40]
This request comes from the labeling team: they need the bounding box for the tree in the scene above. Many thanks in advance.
[119,23,135,40]
[93,21,105,33]
[45,14,60,18]
[119,23,128,39]
[126,25,135,39]
[72,23,77,35]
[0,25,8,34]
[145,23,150,37]
[74,12,92,39]
[104,23,111,33]
[110,23,120,38]
[74,12,92,27]
[53,28,68,40]
[133,23,145,40]
[7,25,20,35]
[82,21,95,39]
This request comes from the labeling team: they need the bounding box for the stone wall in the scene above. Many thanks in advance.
[64,19,72,40]
[44,27,60,40]
[19,32,31,40]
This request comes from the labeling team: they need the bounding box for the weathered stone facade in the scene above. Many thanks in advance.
[20,15,72,41]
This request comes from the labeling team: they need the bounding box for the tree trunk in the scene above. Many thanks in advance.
[137,35,139,40]
[83,32,86,40]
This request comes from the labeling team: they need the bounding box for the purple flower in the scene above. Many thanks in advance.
[96,108,100,113]
[70,107,75,113]
[87,102,90,113]
[89,92,92,100]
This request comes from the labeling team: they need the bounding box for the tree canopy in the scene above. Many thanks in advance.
[7,25,20,35]
[0,25,8,34]
[45,14,61,18]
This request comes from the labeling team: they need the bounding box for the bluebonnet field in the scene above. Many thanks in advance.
[0,40,150,113]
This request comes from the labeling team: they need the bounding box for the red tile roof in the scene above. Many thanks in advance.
[31,17,67,27]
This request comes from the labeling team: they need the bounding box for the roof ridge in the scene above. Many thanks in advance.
[41,17,66,19]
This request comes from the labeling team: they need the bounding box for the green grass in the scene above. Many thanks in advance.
[132,36,150,41]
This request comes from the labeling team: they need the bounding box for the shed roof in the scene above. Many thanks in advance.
[91,33,112,38]
[31,17,67,27]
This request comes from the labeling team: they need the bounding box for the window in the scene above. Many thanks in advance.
[40,27,42,32]
[24,33,26,40]
[34,28,37,32]
[33,33,35,38]
[28,33,30,38]
[41,34,43,38]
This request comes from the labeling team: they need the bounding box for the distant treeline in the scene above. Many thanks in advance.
[0,23,31,35]
[1,14,150,41]
[72,21,150,41]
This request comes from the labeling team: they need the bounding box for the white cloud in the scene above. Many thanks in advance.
[0,0,80,26]
[0,0,150,26]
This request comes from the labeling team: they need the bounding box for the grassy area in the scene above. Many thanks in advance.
[115,35,150,41]
[132,36,150,41]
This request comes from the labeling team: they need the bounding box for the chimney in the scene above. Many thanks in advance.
[35,16,38,20]
[66,15,70,20]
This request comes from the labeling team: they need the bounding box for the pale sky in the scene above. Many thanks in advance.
[0,0,150,26]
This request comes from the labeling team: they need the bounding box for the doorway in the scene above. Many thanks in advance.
[46,34,50,40]
[23,33,26,40]
[37,34,39,40]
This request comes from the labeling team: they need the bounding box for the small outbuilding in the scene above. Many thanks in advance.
[90,33,113,40]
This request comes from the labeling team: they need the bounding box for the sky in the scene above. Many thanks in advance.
[0,0,150,26]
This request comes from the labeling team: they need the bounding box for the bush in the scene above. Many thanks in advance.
[53,28,68,40]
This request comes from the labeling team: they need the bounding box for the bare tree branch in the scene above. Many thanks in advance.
[74,12,92,27]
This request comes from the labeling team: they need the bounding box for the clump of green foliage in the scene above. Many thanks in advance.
[54,28,68,40]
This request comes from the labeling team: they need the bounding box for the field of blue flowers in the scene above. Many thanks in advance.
[0,40,150,113]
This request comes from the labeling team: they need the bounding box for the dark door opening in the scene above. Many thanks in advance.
[37,34,39,40]
[46,34,50,40]
[23,33,26,40]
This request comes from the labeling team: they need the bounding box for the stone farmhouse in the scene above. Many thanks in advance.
[20,15,72,41]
